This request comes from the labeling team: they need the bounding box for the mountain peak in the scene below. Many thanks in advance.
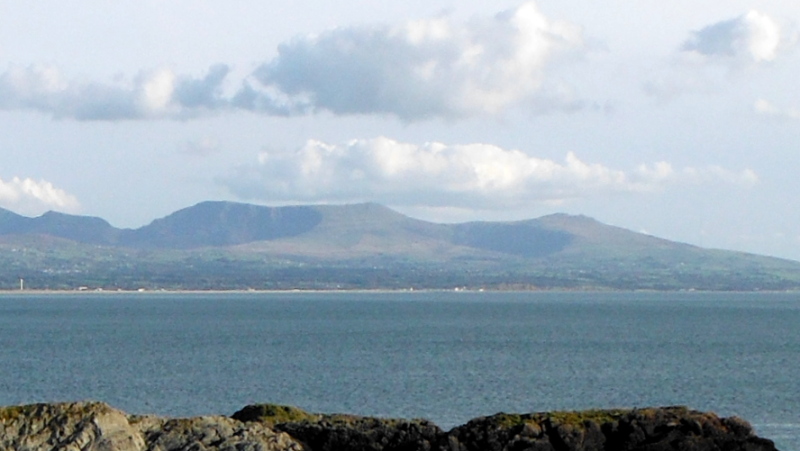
[126,201,324,248]
[1,200,799,290]
[537,213,599,224]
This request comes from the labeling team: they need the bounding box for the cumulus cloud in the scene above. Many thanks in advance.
[223,137,757,209]
[236,2,586,119]
[681,11,792,66]
[645,11,794,100]
[754,98,800,120]
[0,176,80,215]
[0,3,586,121]
[0,64,230,120]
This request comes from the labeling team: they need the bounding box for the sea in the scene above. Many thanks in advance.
[0,291,798,450]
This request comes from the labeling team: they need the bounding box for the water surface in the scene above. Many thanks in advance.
[0,291,797,448]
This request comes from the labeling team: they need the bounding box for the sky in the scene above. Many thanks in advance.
[1,1,800,260]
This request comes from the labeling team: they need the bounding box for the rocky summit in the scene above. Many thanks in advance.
[0,401,779,451]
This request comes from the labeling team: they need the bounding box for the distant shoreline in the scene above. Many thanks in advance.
[1,288,799,295]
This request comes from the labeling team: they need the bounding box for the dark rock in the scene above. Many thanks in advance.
[234,404,443,451]
[0,402,781,451]
[444,407,778,451]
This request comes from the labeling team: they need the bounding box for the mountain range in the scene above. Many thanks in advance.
[1,201,799,291]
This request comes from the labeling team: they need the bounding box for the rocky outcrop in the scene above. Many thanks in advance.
[0,402,780,451]
[443,406,777,451]
[232,404,443,451]
[0,402,303,451]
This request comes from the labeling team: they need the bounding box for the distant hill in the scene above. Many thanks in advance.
[0,201,799,291]
[0,208,119,244]
[119,202,323,248]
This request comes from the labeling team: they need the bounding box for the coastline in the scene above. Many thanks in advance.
[0,401,780,451]
[1,287,799,295]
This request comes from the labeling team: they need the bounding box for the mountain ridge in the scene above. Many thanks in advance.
[0,201,703,254]
[0,201,798,291]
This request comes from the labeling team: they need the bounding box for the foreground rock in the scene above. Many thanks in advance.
[443,407,777,451]
[0,402,779,451]
[0,402,303,451]
[232,404,443,451]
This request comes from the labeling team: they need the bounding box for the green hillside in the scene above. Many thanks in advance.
[1,202,799,291]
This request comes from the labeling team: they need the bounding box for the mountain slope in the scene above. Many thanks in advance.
[120,201,323,248]
[233,203,462,260]
[1,201,799,291]
[452,219,574,258]
[0,208,119,244]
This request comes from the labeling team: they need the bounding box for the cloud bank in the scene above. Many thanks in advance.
[238,2,585,119]
[682,11,791,66]
[0,176,80,216]
[0,2,584,121]
[0,64,230,120]
[224,137,757,209]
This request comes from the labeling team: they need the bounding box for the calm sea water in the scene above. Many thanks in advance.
[0,292,798,449]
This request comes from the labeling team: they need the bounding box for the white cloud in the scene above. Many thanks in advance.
[0,4,585,121]
[140,70,176,112]
[681,11,791,66]
[635,162,758,186]
[224,137,758,209]
[237,2,586,120]
[754,98,800,120]
[0,64,230,120]
[0,176,80,215]
[645,11,794,101]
